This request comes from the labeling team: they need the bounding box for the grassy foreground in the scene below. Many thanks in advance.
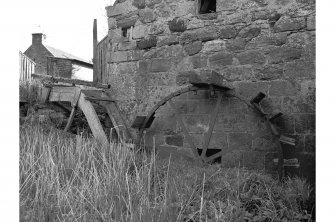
[20,123,314,222]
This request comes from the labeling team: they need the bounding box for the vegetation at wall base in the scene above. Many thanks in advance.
[20,122,315,222]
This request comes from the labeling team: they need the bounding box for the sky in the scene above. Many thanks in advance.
[17,0,115,61]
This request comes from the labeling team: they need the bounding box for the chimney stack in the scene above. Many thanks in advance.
[32,33,43,45]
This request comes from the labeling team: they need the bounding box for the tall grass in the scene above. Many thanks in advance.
[20,123,314,221]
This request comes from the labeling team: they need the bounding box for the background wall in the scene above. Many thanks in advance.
[104,0,315,175]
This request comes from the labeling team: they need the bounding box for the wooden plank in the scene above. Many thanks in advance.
[78,92,108,145]
[102,101,134,142]
[201,93,223,158]
[168,100,202,163]
[48,86,78,102]
[64,107,76,132]
[32,74,110,89]
[93,19,98,83]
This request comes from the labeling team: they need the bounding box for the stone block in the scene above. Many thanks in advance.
[184,115,209,133]
[269,80,297,97]
[294,114,315,134]
[132,24,148,39]
[222,66,254,81]
[128,50,144,61]
[241,151,266,170]
[138,60,149,73]
[110,51,128,62]
[143,131,165,148]
[165,134,184,147]
[132,0,146,9]
[176,70,198,86]
[251,9,281,22]
[118,41,137,51]
[187,18,204,30]
[275,115,295,134]
[228,132,252,151]
[236,50,266,65]
[137,36,157,49]
[187,99,217,114]
[150,58,171,72]
[282,96,315,114]
[208,133,228,149]
[173,1,196,17]
[259,96,283,114]
[217,0,239,11]
[274,17,306,32]
[148,21,167,35]
[307,15,315,30]
[221,150,243,168]
[214,113,250,133]
[180,27,218,43]
[252,131,277,151]
[184,41,202,56]
[157,35,179,47]
[145,0,162,8]
[219,26,237,39]
[254,65,283,81]
[209,52,233,67]
[238,26,261,40]
[202,40,226,52]
[237,81,269,99]
[183,133,203,149]
[108,17,117,29]
[168,17,188,33]
[139,8,156,23]
[190,55,207,69]
[266,46,302,64]
[116,13,139,28]
[118,62,137,74]
[246,33,287,49]
[305,134,315,153]
[284,60,315,79]
[226,38,247,52]
[106,1,138,17]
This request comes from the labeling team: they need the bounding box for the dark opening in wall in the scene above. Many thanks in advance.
[199,0,216,14]
[122,27,128,37]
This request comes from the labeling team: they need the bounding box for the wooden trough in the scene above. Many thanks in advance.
[34,74,133,145]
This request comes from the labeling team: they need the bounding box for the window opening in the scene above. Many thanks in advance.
[199,0,216,14]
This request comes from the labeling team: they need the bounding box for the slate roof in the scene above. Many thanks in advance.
[45,45,91,64]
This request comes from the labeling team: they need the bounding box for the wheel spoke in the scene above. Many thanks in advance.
[201,92,223,159]
[168,100,202,163]
[205,150,224,163]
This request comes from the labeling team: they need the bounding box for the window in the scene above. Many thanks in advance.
[199,0,216,14]
[121,26,133,40]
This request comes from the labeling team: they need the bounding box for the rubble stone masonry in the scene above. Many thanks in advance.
[105,0,315,175]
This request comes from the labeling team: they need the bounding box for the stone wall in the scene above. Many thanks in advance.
[104,0,315,174]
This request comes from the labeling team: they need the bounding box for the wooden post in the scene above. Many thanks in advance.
[93,19,98,83]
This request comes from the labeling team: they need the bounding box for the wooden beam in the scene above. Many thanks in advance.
[78,92,109,145]
[48,86,78,103]
[101,100,134,142]
[32,74,110,89]
[205,150,224,163]
[168,100,202,164]
[93,19,98,83]
[201,93,223,159]
[64,107,76,132]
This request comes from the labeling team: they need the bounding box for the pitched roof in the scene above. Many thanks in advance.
[45,45,91,64]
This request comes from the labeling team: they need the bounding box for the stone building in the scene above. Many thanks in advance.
[101,0,315,177]
[24,33,92,78]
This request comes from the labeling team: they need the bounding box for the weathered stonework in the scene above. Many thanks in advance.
[105,0,315,176]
